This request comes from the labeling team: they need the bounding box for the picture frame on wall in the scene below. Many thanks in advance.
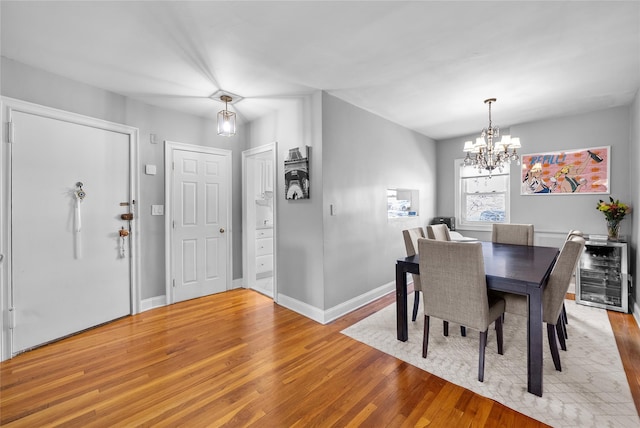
[520,146,610,195]
[284,146,310,200]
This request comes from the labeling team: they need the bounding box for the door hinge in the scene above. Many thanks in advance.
[7,307,15,329]
[7,121,14,144]
[172,279,176,288]
[172,220,175,229]
[172,161,175,171]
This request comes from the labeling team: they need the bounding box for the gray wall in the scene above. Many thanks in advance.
[321,93,437,309]
[629,90,640,319]
[247,93,326,308]
[1,58,247,300]
[437,101,638,318]
[437,105,634,239]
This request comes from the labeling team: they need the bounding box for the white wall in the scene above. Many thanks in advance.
[1,58,247,300]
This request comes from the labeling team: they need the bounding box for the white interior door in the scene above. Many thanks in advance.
[10,109,132,354]
[169,144,230,303]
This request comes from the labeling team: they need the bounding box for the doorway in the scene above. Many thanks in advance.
[242,143,277,299]
[165,141,232,304]
[0,97,139,360]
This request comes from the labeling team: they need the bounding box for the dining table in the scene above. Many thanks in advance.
[395,241,560,397]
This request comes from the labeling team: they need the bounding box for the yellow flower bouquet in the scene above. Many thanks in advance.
[597,197,631,239]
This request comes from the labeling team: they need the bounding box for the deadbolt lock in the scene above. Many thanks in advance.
[121,213,134,221]
[220,228,225,233]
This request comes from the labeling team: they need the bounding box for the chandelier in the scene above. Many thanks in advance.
[463,98,521,176]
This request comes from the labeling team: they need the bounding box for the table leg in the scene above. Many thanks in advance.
[396,263,408,341]
[527,286,543,396]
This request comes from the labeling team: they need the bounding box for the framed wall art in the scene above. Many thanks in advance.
[520,146,610,195]
[284,146,310,200]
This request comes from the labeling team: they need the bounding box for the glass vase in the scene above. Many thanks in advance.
[607,219,621,240]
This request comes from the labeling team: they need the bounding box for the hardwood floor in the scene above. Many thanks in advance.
[1,289,638,427]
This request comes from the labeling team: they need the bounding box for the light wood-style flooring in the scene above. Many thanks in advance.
[1,289,639,427]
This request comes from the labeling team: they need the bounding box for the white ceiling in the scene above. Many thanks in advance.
[1,1,639,140]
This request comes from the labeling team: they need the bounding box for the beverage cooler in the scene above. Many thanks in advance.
[575,238,631,313]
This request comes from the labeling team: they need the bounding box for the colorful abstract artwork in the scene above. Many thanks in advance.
[520,146,610,195]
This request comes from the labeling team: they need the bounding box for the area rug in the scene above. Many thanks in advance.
[341,294,639,428]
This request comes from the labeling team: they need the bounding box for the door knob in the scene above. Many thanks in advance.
[220,228,225,233]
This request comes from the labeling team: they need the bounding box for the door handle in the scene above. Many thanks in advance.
[220,228,225,233]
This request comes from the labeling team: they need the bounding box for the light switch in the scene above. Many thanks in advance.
[145,164,157,175]
[151,205,164,216]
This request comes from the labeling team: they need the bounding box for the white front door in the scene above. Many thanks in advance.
[167,143,231,303]
[9,107,134,355]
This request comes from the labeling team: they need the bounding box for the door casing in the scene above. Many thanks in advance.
[164,140,233,304]
[0,96,140,361]
[242,142,278,301]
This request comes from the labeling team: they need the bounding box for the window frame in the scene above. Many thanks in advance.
[454,159,511,231]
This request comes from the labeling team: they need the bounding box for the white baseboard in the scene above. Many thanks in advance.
[277,281,396,325]
[633,299,640,327]
[140,295,166,312]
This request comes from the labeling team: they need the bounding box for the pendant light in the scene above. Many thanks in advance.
[217,95,236,137]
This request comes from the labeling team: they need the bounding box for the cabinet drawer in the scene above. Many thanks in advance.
[256,228,273,239]
[256,237,273,256]
[256,255,273,274]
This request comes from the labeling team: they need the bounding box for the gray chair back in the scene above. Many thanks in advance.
[418,239,494,332]
[565,229,583,240]
[403,227,425,291]
[492,223,534,246]
[426,224,451,241]
[542,236,586,324]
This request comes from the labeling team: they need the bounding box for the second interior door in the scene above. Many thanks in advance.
[171,146,230,303]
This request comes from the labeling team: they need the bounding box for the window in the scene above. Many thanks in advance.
[387,188,419,219]
[455,161,510,230]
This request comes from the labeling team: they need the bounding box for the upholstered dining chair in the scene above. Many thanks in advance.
[418,239,505,382]
[402,227,426,322]
[491,223,534,246]
[426,224,451,241]
[500,236,585,371]
[425,223,467,336]
[559,229,584,337]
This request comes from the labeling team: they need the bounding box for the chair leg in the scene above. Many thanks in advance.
[561,304,568,339]
[412,290,420,322]
[460,326,466,337]
[478,330,487,382]
[443,320,449,337]
[556,318,567,351]
[495,315,504,355]
[495,313,505,330]
[547,323,562,371]
[422,315,430,358]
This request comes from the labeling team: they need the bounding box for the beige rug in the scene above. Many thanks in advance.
[341,295,639,428]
